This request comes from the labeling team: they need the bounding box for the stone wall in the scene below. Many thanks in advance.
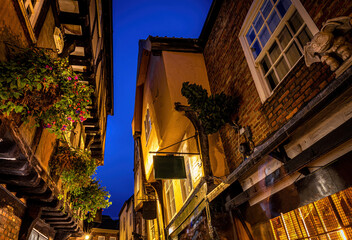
[203,0,352,171]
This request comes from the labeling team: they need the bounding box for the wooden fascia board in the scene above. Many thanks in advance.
[225,118,352,209]
[91,228,119,234]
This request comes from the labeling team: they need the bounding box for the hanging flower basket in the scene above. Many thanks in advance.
[0,46,94,138]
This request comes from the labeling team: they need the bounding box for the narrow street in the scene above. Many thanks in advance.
[0,0,352,240]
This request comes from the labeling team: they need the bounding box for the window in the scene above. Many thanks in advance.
[135,167,140,195]
[97,237,105,240]
[149,220,156,240]
[109,237,116,240]
[144,108,152,143]
[240,0,318,102]
[270,186,352,239]
[180,156,193,202]
[165,180,176,221]
[29,229,48,240]
[22,0,45,26]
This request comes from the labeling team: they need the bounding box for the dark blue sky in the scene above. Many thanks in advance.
[96,0,213,219]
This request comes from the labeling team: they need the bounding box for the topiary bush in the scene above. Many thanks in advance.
[181,82,239,134]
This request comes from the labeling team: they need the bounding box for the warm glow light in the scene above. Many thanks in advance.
[85,235,90,240]
[339,230,347,240]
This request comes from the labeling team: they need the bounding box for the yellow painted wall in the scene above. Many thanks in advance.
[137,49,229,229]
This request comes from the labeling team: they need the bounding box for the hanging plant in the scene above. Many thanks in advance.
[50,145,97,194]
[70,180,111,222]
[0,46,93,139]
[181,82,239,134]
[50,144,111,221]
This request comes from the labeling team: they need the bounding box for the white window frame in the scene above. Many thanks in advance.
[239,0,319,102]
[29,228,48,240]
[144,108,152,144]
[23,0,45,26]
[149,220,156,240]
[164,180,176,221]
[180,156,193,203]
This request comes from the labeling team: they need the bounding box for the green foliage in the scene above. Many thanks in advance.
[0,46,94,139]
[70,180,111,222]
[51,145,111,222]
[181,82,239,134]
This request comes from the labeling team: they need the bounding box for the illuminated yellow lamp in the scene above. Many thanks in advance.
[84,234,90,240]
[339,229,347,240]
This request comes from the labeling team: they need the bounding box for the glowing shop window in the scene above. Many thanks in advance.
[270,187,352,239]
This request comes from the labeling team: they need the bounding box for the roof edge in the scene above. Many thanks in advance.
[198,0,223,48]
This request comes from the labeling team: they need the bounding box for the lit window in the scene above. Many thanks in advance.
[164,180,176,221]
[97,236,105,240]
[109,237,116,240]
[144,108,152,143]
[180,156,193,202]
[22,0,44,26]
[135,167,140,195]
[239,0,318,102]
[270,187,352,239]
[29,229,48,240]
[149,220,156,240]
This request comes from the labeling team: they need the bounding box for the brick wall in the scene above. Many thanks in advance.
[203,0,351,171]
[0,205,21,240]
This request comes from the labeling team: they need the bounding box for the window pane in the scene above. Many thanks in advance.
[286,42,301,66]
[267,9,280,33]
[261,54,271,74]
[246,26,256,46]
[259,25,270,47]
[297,26,313,47]
[267,71,279,91]
[261,0,273,19]
[269,42,281,62]
[252,40,262,59]
[288,11,303,34]
[254,13,264,33]
[26,7,33,18]
[276,57,290,79]
[278,26,292,49]
[277,0,291,18]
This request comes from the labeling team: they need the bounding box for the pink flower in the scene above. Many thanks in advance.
[67,77,72,81]
[45,65,49,69]
[74,75,79,80]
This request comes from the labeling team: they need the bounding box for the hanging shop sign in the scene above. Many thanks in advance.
[142,200,157,220]
[153,155,186,179]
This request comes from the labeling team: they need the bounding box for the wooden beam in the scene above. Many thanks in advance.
[226,117,352,209]
[7,179,47,194]
[59,12,86,26]
[69,56,91,66]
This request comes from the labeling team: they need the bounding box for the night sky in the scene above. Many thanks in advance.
[96,0,213,220]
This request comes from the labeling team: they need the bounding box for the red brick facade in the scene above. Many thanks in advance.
[0,205,21,240]
[203,0,352,171]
